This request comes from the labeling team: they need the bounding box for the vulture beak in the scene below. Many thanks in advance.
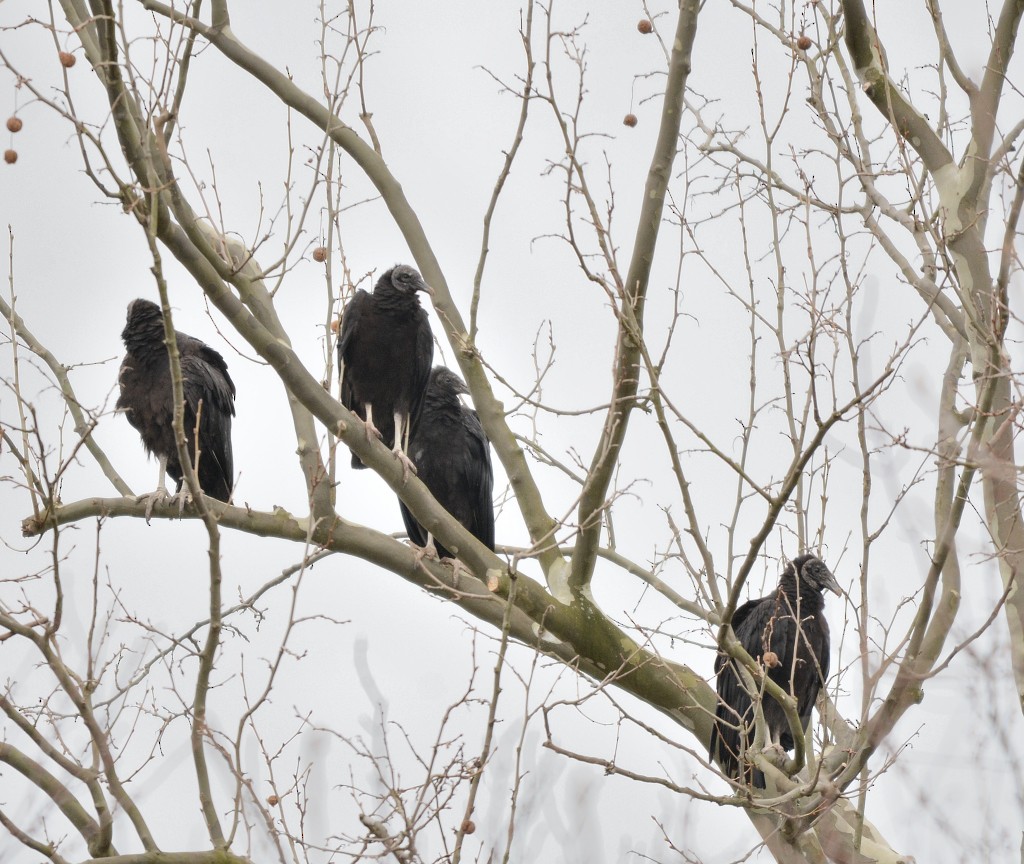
[822,569,843,597]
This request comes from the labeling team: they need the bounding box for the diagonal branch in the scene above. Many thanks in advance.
[567,0,701,591]
[841,0,954,176]
[0,742,107,855]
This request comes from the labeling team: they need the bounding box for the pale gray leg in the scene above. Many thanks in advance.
[364,403,382,441]
[392,410,417,482]
[139,454,171,522]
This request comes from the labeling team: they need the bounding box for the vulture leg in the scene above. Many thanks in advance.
[392,410,417,483]
[442,552,468,589]
[363,404,382,442]
[169,482,192,516]
[410,533,439,565]
[139,454,171,522]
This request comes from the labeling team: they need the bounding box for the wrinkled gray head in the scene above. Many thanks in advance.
[791,554,842,596]
[428,366,468,398]
[385,264,431,296]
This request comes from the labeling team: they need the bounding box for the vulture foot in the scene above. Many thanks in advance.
[441,555,467,589]
[138,487,170,523]
[363,416,383,443]
[410,537,438,566]
[393,446,418,483]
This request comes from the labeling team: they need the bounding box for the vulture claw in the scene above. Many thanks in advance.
[363,416,382,442]
[442,555,467,589]
[138,487,170,523]
[171,488,192,516]
[394,446,417,483]
[410,537,438,566]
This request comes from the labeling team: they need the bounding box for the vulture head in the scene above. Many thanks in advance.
[388,264,432,297]
[792,554,842,596]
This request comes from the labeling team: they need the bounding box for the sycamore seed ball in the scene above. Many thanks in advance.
[797,34,812,50]
[623,113,638,128]
[312,246,327,262]
[637,19,653,34]
[763,650,780,668]
[4,150,17,164]
[59,51,76,68]
[6,116,22,133]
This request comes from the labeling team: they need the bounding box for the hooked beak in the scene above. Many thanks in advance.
[823,569,843,597]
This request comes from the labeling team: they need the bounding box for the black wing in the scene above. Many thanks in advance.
[464,408,495,551]
[406,308,434,441]
[180,342,236,502]
[400,501,430,550]
[712,595,763,676]
[399,374,493,560]
[710,593,774,785]
[769,603,830,750]
[338,289,371,414]
[337,290,373,469]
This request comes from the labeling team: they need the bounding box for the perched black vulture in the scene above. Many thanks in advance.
[710,554,841,788]
[399,367,494,560]
[337,265,433,479]
[117,298,236,507]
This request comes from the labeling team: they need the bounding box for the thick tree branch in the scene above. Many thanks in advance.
[0,742,106,855]
[568,0,700,591]
[841,0,954,176]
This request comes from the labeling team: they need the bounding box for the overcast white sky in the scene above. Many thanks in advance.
[1,2,1022,862]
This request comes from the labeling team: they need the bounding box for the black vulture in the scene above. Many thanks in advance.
[117,298,236,508]
[337,265,433,480]
[399,366,494,560]
[710,554,841,788]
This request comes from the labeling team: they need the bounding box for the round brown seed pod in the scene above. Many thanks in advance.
[312,246,327,262]
[796,34,812,50]
[637,19,653,34]
[623,113,638,128]
[4,149,17,164]
[6,116,23,133]
[59,51,77,68]
[460,820,476,835]
[762,650,780,668]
